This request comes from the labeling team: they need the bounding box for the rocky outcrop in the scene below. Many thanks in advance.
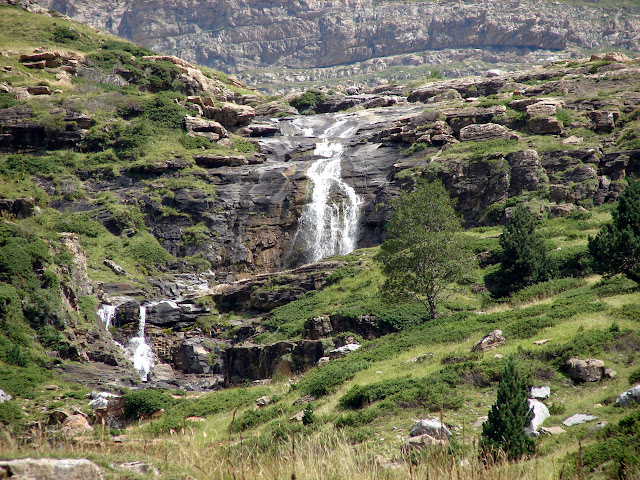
[225,340,324,382]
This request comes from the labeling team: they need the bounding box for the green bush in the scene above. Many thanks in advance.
[335,408,379,428]
[508,277,586,304]
[230,405,285,432]
[629,368,640,386]
[54,213,107,237]
[123,389,173,420]
[143,92,188,129]
[186,388,269,418]
[85,119,152,159]
[0,93,18,109]
[52,26,80,43]
[290,90,325,112]
[0,401,24,431]
[0,365,53,397]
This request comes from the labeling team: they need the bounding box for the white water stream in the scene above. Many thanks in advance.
[290,117,363,263]
[97,303,155,381]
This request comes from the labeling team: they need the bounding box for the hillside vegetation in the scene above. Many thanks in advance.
[0,3,640,480]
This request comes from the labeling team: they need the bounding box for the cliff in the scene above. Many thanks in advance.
[39,0,640,82]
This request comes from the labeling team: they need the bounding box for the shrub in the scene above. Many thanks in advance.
[230,405,286,432]
[143,92,187,128]
[52,26,80,43]
[0,401,24,431]
[123,389,172,420]
[296,358,370,397]
[126,233,171,269]
[629,368,640,386]
[290,90,325,112]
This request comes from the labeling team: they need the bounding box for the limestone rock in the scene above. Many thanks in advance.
[530,386,551,399]
[563,413,598,427]
[0,458,103,480]
[472,330,506,353]
[0,390,12,403]
[410,419,452,439]
[329,343,362,358]
[184,116,228,140]
[61,414,93,437]
[614,384,640,407]
[459,123,519,142]
[566,358,606,382]
[525,399,550,436]
[256,395,271,407]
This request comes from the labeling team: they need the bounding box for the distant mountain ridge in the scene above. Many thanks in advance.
[38,0,640,78]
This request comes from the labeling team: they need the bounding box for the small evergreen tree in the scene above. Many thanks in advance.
[481,359,535,461]
[492,205,549,297]
[589,179,640,284]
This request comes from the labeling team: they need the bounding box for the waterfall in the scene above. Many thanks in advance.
[291,117,363,263]
[97,304,117,330]
[96,303,155,381]
[125,305,155,381]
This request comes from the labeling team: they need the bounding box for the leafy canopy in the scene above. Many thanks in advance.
[589,179,640,284]
[375,179,473,319]
[481,359,535,461]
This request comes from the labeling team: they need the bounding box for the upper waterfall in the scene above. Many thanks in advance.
[286,116,363,264]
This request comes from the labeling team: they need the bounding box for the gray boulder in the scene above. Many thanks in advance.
[0,458,103,480]
[329,343,361,358]
[614,384,640,407]
[566,358,606,382]
[410,418,452,439]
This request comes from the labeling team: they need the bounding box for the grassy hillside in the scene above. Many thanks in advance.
[1,3,640,480]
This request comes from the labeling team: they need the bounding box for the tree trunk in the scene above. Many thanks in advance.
[427,294,436,320]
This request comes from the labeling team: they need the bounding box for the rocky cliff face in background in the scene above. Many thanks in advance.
[38,0,640,88]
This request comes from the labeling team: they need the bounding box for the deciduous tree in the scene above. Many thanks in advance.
[375,179,472,319]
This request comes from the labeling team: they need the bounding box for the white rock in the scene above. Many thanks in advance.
[530,386,550,399]
[329,343,361,358]
[0,389,12,403]
[525,399,550,436]
[410,418,452,439]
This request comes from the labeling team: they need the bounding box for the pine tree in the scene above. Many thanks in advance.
[481,359,535,461]
[493,205,549,297]
[589,179,640,284]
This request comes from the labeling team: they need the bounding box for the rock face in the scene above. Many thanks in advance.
[39,0,640,76]
[0,458,103,480]
[225,340,323,382]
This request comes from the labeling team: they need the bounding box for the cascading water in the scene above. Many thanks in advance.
[96,303,155,381]
[124,305,155,381]
[291,117,363,263]
[97,304,117,330]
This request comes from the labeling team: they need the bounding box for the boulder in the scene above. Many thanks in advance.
[525,99,565,117]
[530,386,551,399]
[614,384,640,407]
[565,358,606,382]
[0,390,12,403]
[588,110,619,133]
[61,414,93,437]
[563,413,598,427]
[0,458,103,480]
[26,85,51,95]
[256,395,271,407]
[472,330,506,353]
[540,426,566,435]
[459,123,519,142]
[525,399,550,436]
[410,418,452,439]
[527,116,563,134]
[184,116,228,138]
